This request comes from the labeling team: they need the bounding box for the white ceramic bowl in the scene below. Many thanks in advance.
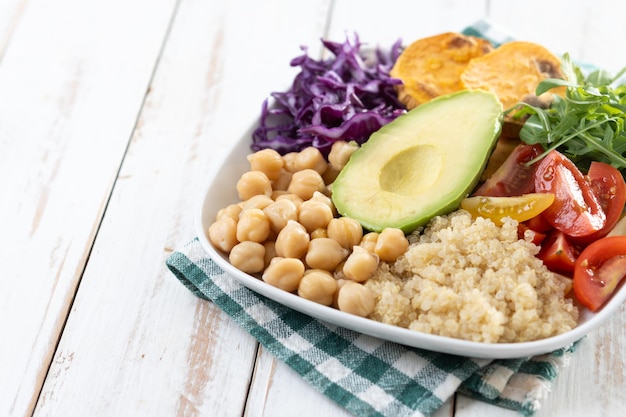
[196,121,626,359]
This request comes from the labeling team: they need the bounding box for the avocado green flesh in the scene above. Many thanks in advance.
[331,90,503,233]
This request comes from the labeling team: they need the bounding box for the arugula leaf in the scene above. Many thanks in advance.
[514,54,626,177]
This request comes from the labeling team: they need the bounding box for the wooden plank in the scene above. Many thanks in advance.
[539,307,626,416]
[488,0,626,72]
[0,0,26,56]
[326,0,489,46]
[0,0,177,416]
[34,0,334,416]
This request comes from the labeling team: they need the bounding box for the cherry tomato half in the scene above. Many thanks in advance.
[518,223,547,245]
[524,212,554,233]
[538,230,581,275]
[573,236,626,311]
[474,143,544,197]
[534,150,606,238]
[461,193,555,226]
[574,162,626,244]
[608,214,626,237]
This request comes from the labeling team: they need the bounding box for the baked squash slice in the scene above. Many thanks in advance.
[390,32,494,109]
[460,41,564,111]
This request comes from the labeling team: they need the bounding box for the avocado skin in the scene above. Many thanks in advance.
[331,90,503,233]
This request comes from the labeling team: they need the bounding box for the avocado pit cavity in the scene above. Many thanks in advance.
[379,145,442,195]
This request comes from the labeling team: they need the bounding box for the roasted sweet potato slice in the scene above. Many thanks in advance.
[390,32,494,109]
[460,41,564,111]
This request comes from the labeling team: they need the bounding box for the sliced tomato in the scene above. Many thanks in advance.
[522,211,553,245]
[534,150,606,238]
[474,144,544,197]
[608,214,626,237]
[573,236,626,311]
[538,230,581,275]
[574,162,626,244]
[524,212,554,233]
[461,193,555,226]
[518,223,547,245]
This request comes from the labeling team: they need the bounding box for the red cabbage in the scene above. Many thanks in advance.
[251,33,406,157]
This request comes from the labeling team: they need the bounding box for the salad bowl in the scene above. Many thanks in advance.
[196,120,626,359]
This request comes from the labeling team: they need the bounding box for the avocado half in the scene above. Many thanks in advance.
[331,90,503,233]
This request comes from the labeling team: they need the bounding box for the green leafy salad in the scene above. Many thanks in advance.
[514,55,626,176]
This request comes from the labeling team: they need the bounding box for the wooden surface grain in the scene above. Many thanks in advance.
[2,1,625,416]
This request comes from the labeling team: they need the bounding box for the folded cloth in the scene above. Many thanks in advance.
[461,17,515,46]
[166,238,577,417]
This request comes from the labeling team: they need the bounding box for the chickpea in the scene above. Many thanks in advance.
[271,190,289,200]
[263,199,298,234]
[247,148,284,181]
[342,246,379,282]
[333,261,346,280]
[359,232,379,253]
[275,192,303,208]
[328,140,359,171]
[327,217,363,250]
[263,241,277,268]
[236,208,270,243]
[310,228,327,239]
[208,217,238,253]
[336,281,375,317]
[332,278,347,308]
[295,146,328,175]
[287,169,327,200]
[272,169,293,191]
[262,257,305,292]
[216,204,242,222]
[275,220,310,258]
[305,237,349,271]
[229,241,265,273]
[310,191,337,216]
[298,269,338,305]
[375,228,409,262]
[241,194,274,211]
[282,152,299,173]
[298,200,334,233]
[236,171,272,200]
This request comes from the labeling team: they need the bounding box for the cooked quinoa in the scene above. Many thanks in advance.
[365,210,579,343]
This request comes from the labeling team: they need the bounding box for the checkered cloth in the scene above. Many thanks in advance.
[167,239,577,417]
[461,18,515,47]
[166,20,581,417]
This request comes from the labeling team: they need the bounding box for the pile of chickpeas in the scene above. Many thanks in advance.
[207,141,409,318]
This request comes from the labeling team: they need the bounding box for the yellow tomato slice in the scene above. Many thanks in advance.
[461,193,555,226]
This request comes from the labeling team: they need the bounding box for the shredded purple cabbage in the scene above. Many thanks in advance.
[251,33,406,157]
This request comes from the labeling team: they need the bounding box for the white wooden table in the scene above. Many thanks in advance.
[2,1,625,416]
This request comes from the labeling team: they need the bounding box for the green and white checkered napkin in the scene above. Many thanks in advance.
[166,238,577,417]
[166,20,580,417]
